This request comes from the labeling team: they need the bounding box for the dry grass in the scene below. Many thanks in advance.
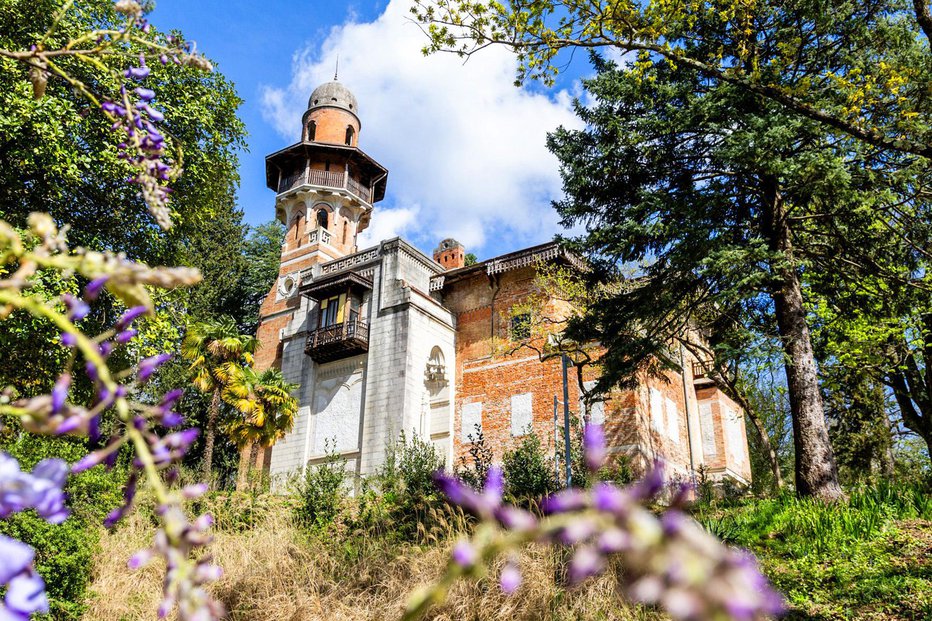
[84,495,662,621]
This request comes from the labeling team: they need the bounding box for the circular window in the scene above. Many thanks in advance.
[279,274,298,297]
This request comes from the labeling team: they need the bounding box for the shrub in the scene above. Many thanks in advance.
[355,431,445,541]
[290,448,347,529]
[502,431,558,503]
[189,491,281,533]
[456,424,492,491]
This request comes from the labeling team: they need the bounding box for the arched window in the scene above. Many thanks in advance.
[307,120,317,141]
[290,213,305,244]
[345,126,355,146]
[342,220,349,245]
[316,209,329,230]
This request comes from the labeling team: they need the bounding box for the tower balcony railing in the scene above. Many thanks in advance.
[278,167,372,204]
[305,318,370,363]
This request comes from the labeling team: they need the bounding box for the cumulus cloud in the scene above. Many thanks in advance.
[260,0,582,258]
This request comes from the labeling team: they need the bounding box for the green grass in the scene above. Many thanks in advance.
[693,482,932,620]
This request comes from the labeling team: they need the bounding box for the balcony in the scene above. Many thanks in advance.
[692,359,716,385]
[305,318,369,363]
[278,167,373,204]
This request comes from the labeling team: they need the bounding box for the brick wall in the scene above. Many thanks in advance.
[440,260,752,485]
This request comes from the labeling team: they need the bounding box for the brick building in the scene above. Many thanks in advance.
[254,79,752,486]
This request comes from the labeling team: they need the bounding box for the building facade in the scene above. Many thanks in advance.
[254,80,752,485]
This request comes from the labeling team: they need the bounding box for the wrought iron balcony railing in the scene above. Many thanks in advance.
[305,318,369,363]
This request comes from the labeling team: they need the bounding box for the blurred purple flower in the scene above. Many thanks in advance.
[83,276,109,300]
[567,545,604,585]
[0,454,69,524]
[116,306,148,330]
[0,536,49,620]
[499,562,522,595]
[452,540,477,568]
[582,423,606,472]
[138,353,172,382]
[50,374,70,415]
[61,294,90,322]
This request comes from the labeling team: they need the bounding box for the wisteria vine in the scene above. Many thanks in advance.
[0,0,212,230]
[0,213,224,619]
[404,425,785,621]
[0,1,226,618]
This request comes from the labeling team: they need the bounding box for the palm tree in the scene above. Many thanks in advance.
[180,317,258,480]
[224,367,298,490]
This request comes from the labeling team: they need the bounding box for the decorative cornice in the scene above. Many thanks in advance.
[430,242,586,290]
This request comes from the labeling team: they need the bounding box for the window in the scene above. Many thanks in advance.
[580,381,605,425]
[510,313,531,340]
[461,402,482,442]
[510,393,533,437]
[307,120,316,141]
[649,387,665,435]
[665,397,679,444]
[290,213,304,243]
[316,209,329,230]
[345,126,355,145]
[342,220,349,245]
[318,296,341,328]
[723,407,743,464]
[699,402,717,457]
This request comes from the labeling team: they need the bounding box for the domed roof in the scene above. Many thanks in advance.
[308,80,359,115]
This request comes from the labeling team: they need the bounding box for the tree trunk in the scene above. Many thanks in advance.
[201,388,221,482]
[248,443,260,487]
[746,406,785,490]
[235,443,252,492]
[761,176,844,502]
[888,368,932,471]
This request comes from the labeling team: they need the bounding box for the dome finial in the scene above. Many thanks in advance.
[334,55,339,81]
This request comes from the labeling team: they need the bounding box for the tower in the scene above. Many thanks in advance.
[254,80,388,372]
[433,238,466,270]
[266,80,387,260]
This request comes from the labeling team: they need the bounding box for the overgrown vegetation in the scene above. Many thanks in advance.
[78,473,932,620]
[694,480,932,619]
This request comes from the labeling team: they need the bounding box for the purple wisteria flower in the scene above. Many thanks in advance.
[420,424,786,621]
[0,453,69,524]
[0,536,49,621]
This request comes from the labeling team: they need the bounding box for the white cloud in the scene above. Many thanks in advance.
[358,204,419,247]
[260,0,582,258]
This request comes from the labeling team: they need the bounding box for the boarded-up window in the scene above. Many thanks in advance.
[649,388,665,435]
[581,381,605,425]
[462,402,482,443]
[723,407,744,464]
[699,402,717,457]
[510,393,533,436]
[312,377,362,455]
[665,397,680,444]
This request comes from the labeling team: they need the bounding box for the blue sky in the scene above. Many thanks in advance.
[151,0,588,259]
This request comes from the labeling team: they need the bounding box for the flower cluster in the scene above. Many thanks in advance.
[1,536,50,620]
[0,215,223,620]
[130,505,224,619]
[9,0,215,231]
[409,425,784,621]
[0,3,223,618]
[102,65,176,230]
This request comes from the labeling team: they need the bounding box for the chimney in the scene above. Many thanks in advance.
[433,238,466,271]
